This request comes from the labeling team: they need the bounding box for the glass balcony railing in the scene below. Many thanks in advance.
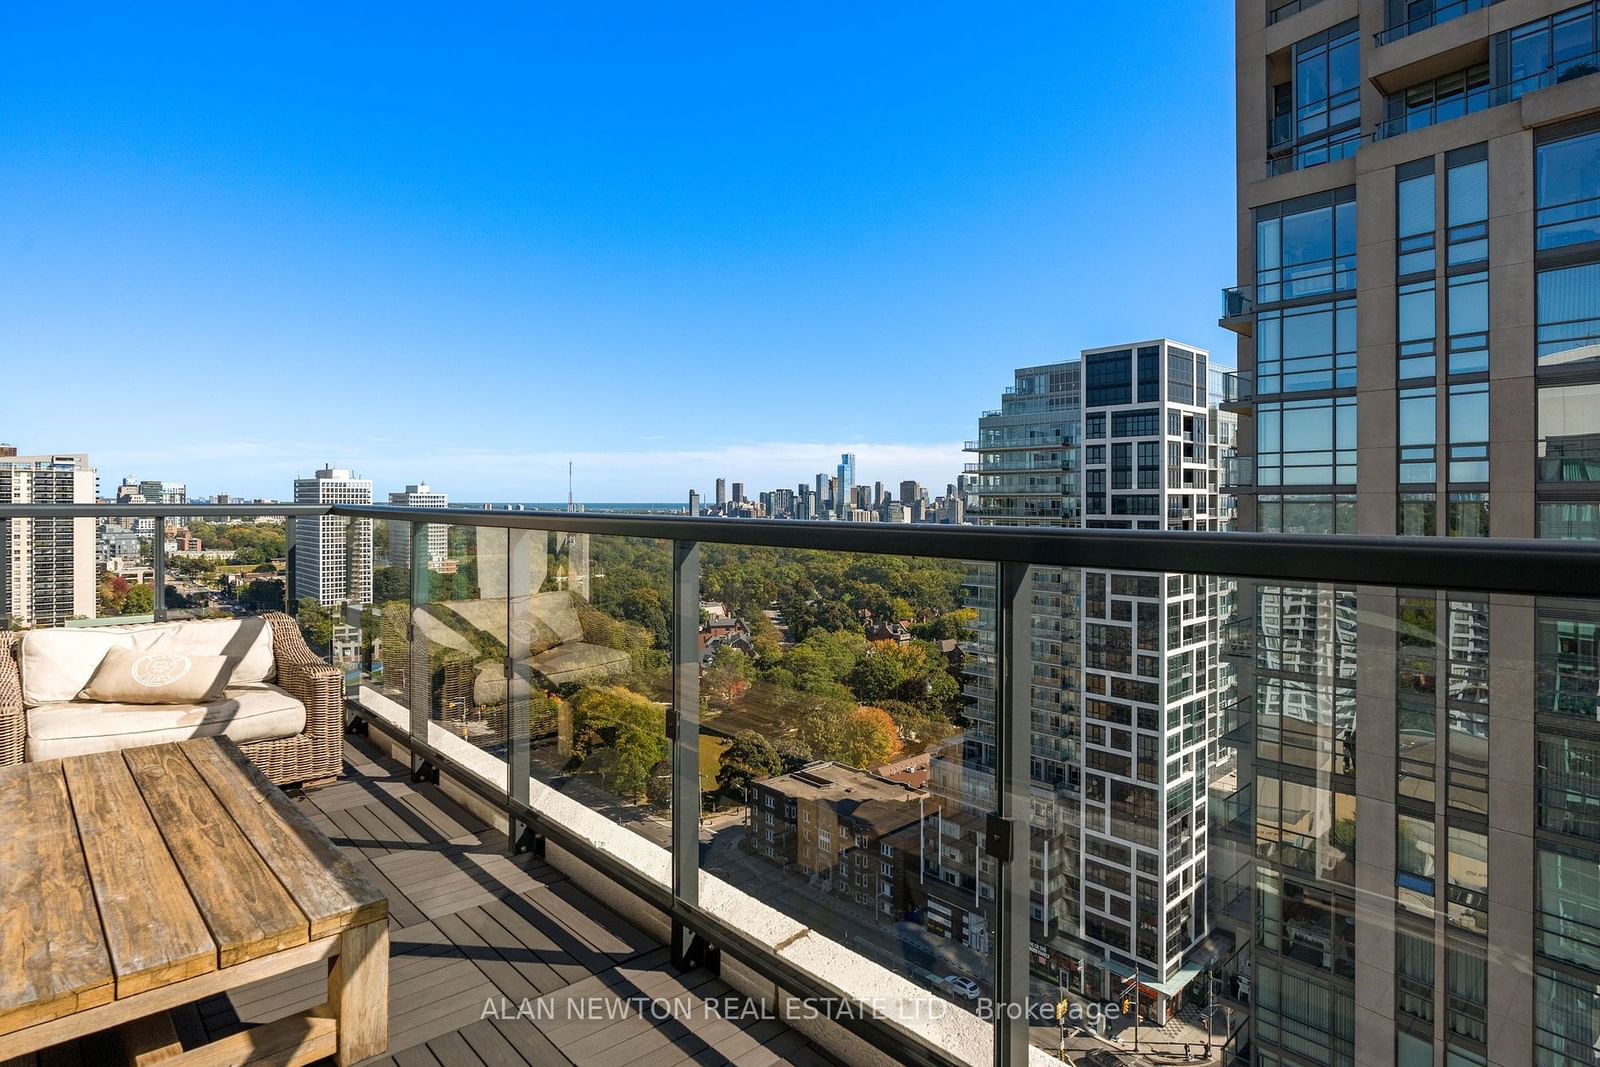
[1267,0,1326,26]
[1215,370,1253,407]
[6,500,1600,1067]
[1374,0,1497,47]
[1375,54,1599,141]
[1222,454,1255,488]
[1221,286,1254,322]
[1266,125,1362,176]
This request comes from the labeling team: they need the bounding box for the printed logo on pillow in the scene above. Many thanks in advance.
[132,651,193,687]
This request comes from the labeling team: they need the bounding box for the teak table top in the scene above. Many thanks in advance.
[0,736,387,1040]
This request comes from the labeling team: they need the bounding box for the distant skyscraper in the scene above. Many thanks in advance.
[387,483,448,567]
[814,473,826,508]
[715,478,727,509]
[293,466,373,607]
[0,447,96,626]
[731,481,744,504]
[873,480,885,507]
[836,453,856,513]
[688,489,701,516]
[137,480,186,506]
[899,480,921,505]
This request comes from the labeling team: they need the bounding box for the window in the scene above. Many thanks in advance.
[1445,825,1488,933]
[1507,3,1600,102]
[1258,298,1357,394]
[1538,733,1600,839]
[1535,964,1600,1067]
[1112,409,1160,437]
[1167,348,1194,405]
[1447,493,1489,537]
[1085,351,1133,407]
[1539,382,1600,481]
[1395,928,1435,1023]
[1382,63,1491,139]
[1447,272,1489,374]
[1540,500,1600,539]
[1536,606,1600,719]
[1138,345,1160,404]
[1446,150,1488,267]
[1397,164,1436,276]
[1255,189,1358,304]
[1086,412,1105,439]
[1538,126,1600,252]
[1447,384,1489,482]
[1537,262,1600,367]
[1399,388,1437,484]
[1260,493,1357,533]
[1538,845,1600,970]
[1400,492,1437,536]
[1397,812,1436,914]
[1257,396,1357,485]
[1445,941,1487,1044]
[1281,20,1361,173]
[1397,281,1436,380]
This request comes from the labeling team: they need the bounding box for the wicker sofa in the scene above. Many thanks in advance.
[0,612,343,786]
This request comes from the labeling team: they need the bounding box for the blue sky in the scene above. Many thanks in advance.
[1,3,1237,502]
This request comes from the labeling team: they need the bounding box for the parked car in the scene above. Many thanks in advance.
[941,975,980,1000]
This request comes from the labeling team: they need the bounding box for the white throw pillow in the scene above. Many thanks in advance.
[148,618,276,685]
[19,625,169,707]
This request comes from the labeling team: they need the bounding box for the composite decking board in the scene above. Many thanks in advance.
[348,858,428,931]
[397,789,485,842]
[440,906,579,996]
[121,745,309,966]
[319,806,393,862]
[57,750,217,999]
[181,740,388,939]
[391,1045,443,1067]
[350,791,441,850]
[0,762,115,1037]
[456,1016,563,1067]
[371,844,558,920]
[344,800,417,853]
[529,879,658,960]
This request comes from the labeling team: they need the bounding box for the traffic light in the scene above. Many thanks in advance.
[1057,999,1072,1025]
[1121,997,1132,1014]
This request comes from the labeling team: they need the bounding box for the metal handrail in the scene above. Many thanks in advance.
[5,500,1600,596]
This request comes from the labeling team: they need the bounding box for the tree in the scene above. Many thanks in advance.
[297,597,335,648]
[569,686,669,802]
[704,645,756,708]
[795,699,897,768]
[717,730,783,794]
[840,706,898,767]
[773,737,813,773]
[123,584,154,615]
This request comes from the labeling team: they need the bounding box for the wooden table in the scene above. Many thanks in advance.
[0,737,388,1066]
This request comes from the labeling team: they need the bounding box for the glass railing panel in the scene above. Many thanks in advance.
[506,530,676,848]
[695,544,995,1055]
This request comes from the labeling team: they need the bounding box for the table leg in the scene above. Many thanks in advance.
[328,921,388,1065]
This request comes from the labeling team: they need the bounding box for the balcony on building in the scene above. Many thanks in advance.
[1218,287,1254,337]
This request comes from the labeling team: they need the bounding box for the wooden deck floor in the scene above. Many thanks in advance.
[175,737,841,1067]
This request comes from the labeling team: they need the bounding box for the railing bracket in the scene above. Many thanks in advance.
[671,920,720,975]
[411,759,440,785]
[345,715,369,737]
[512,825,544,857]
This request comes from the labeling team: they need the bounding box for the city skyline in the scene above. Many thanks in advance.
[1,3,1236,499]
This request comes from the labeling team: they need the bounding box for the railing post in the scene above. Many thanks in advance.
[407,521,432,781]
[152,514,167,621]
[670,540,702,964]
[505,528,533,854]
[993,561,1031,1067]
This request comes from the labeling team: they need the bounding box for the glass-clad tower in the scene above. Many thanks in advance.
[940,341,1237,1024]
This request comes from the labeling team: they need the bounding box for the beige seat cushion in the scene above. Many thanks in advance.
[25,682,307,762]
